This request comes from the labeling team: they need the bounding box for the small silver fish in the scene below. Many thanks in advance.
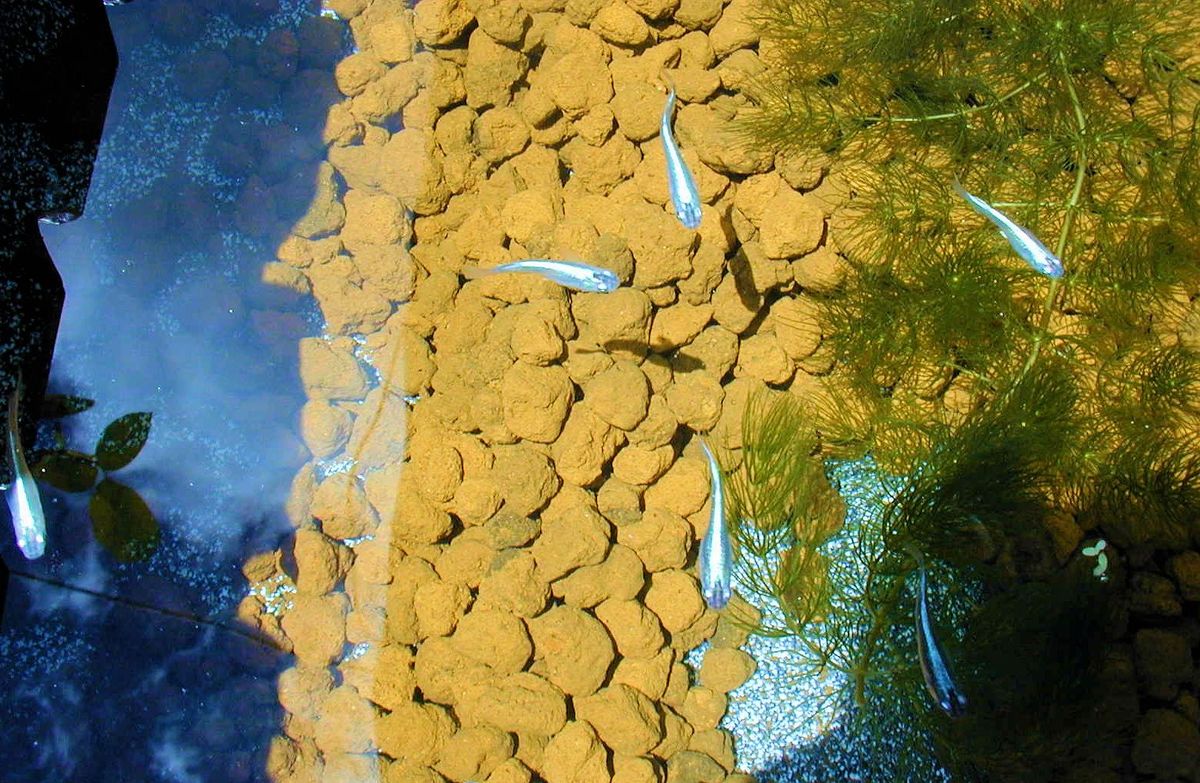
[661,81,703,230]
[953,177,1064,279]
[6,379,46,560]
[698,439,734,609]
[463,260,620,293]
[910,547,967,717]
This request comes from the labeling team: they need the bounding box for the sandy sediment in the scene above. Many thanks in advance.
[242,0,845,780]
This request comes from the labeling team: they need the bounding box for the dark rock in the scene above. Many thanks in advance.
[229,0,281,23]
[176,48,231,101]
[257,28,300,82]
[256,123,321,185]
[666,750,725,783]
[189,0,227,12]
[173,181,223,246]
[1129,571,1183,617]
[251,312,309,359]
[225,751,256,783]
[272,169,322,225]
[234,176,281,237]
[282,68,341,128]
[1098,644,1143,728]
[1169,551,1200,602]
[210,136,258,180]
[1124,543,1159,569]
[226,34,258,66]
[1102,593,1130,640]
[1135,628,1194,701]
[229,64,280,110]
[1176,690,1200,724]
[1175,616,1200,648]
[2,0,117,226]
[297,15,347,69]
[1059,768,1121,783]
[209,115,262,179]
[150,0,206,44]
[1132,708,1200,779]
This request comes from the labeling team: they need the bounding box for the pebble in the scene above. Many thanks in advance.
[1129,571,1184,617]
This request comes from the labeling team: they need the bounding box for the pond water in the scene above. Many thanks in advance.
[2,1,334,780]
[1,1,1096,782]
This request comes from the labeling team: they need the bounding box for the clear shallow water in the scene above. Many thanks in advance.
[0,1,342,780]
[692,458,953,782]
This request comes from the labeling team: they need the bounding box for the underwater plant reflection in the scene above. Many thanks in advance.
[28,393,159,563]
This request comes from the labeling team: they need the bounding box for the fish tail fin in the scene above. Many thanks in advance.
[951,174,969,199]
[462,265,497,281]
[658,67,677,96]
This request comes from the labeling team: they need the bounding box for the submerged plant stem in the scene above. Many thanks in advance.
[946,362,997,389]
[851,563,906,705]
[8,568,286,652]
[1021,57,1089,377]
[861,80,1035,125]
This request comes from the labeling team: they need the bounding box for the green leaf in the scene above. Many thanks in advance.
[40,394,95,418]
[89,478,159,562]
[95,412,153,471]
[32,451,98,492]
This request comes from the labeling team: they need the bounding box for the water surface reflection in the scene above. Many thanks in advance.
[1,2,345,780]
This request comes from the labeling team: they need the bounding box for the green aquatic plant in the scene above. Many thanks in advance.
[724,392,837,640]
[727,379,1133,780]
[725,0,1200,777]
[32,395,159,562]
[740,0,1200,411]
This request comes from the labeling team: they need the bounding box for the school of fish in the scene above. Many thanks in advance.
[6,73,1092,721]
[461,77,704,290]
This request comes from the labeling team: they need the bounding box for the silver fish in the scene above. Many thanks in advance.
[953,177,1064,279]
[661,83,703,230]
[910,547,967,717]
[464,260,620,293]
[698,439,734,609]
[6,380,46,560]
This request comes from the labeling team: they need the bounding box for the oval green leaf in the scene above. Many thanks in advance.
[95,412,153,472]
[40,394,95,418]
[89,478,160,562]
[32,451,99,492]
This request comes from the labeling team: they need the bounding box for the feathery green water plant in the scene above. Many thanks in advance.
[724,0,1200,776]
[726,367,1127,778]
[724,392,837,642]
[740,0,1200,405]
